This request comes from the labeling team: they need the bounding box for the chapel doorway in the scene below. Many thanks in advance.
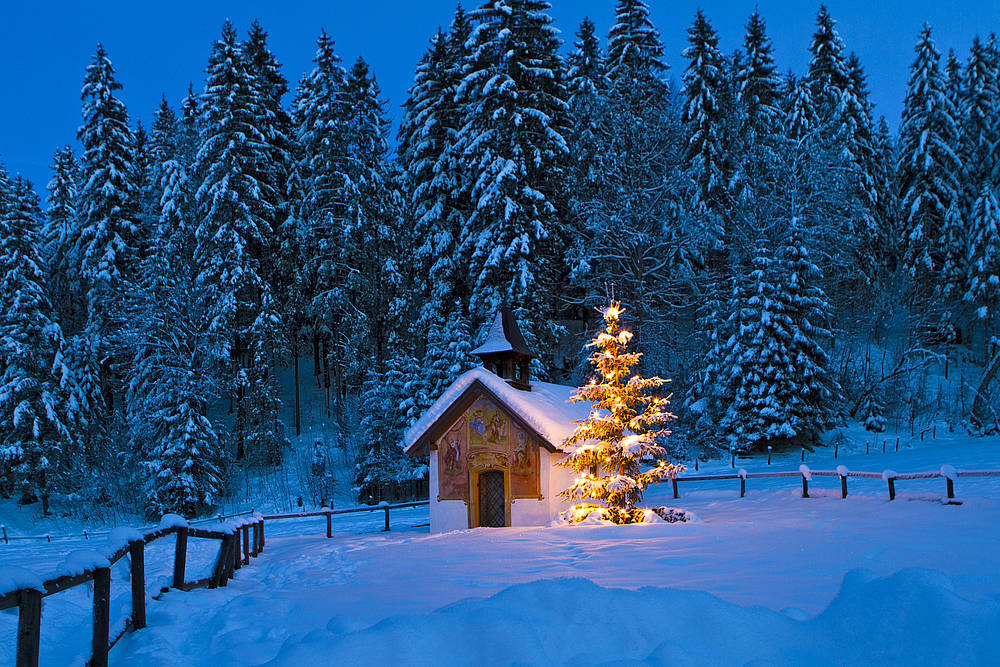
[478,470,506,527]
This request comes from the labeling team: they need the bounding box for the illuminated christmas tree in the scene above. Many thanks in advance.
[559,301,685,524]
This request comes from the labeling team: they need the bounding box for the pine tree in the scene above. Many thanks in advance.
[42,146,82,333]
[606,0,667,102]
[807,6,850,122]
[565,17,608,203]
[859,388,887,433]
[571,0,688,341]
[735,10,780,139]
[339,58,406,372]
[682,10,733,238]
[354,352,426,503]
[292,29,349,380]
[558,301,683,524]
[897,25,962,291]
[455,0,569,355]
[193,21,274,361]
[125,239,223,517]
[0,173,80,514]
[399,7,473,337]
[960,37,1000,200]
[965,186,1000,322]
[76,44,140,339]
[718,224,840,451]
[242,20,293,308]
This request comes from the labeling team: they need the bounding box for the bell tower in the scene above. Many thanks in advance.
[472,307,535,391]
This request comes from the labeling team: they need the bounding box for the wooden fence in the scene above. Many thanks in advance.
[1,500,429,667]
[670,465,1000,501]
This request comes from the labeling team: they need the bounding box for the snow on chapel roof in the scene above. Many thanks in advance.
[403,367,591,455]
[471,308,535,357]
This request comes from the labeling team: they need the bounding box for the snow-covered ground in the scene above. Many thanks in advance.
[2,427,998,665]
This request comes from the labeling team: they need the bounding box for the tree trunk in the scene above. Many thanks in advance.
[971,341,1000,433]
[294,341,301,437]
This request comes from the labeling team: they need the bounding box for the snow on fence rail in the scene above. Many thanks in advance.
[0,501,429,667]
[670,466,1000,501]
[0,509,259,545]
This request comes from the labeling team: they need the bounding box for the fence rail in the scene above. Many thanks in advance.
[670,465,1000,501]
[1,500,429,667]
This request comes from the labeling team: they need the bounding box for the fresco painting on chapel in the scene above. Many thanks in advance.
[437,396,539,500]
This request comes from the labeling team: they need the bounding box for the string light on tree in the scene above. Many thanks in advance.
[558,300,686,524]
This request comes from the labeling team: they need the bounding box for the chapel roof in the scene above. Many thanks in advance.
[403,367,591,456]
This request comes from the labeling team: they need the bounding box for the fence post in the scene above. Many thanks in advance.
[92,566,111,667]
[671,478,679,499]
[259,521,265,551]
[887,477,896,501]
[2,525,7,544]
[767,446,772,465]
[17,589,42,667]
[946,477,955,499]
[232,531,242,572]
[210,537,229,589]
[326,511,332,539]
[840,475,848,499]
[129,539,146,630]
[251,522,259,556]
[740,476,746,498]
[173,527,188,589]
[383,506,390,532]
[242,525,250,564]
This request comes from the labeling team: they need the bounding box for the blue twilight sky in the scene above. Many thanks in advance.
[1,1,997,192]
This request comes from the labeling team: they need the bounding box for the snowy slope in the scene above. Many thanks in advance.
[3,430,998,665]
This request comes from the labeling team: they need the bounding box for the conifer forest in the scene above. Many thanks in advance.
[0,0,998,520]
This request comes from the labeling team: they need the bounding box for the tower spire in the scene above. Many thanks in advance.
[471,306,535,390]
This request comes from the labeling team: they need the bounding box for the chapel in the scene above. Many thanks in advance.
[404,309,589,531]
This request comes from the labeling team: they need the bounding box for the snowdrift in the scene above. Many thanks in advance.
[265,569,997,666]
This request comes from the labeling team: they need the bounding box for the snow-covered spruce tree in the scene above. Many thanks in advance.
[292,29,349,388]
[353,352,426,503]
[455,0,569,358]
[858,387,887,433]
[682,10,733,245]
[76,43,140,342]
[965,186,1000,323]
[242,20,294,307]
[42,146,82,334]
[717,226,840,452]
[194,21,290,463]
[571,0,689,345]
[400,7,474,339]
[339,58,407,372]
[76,43,140,420]
[240,287,289,466]
[558,302,684,524]
[897,25,962,293]
[735,10,781,142]
[418,310,476,417]
[806,6,850,124]
[841,53,883,280]
[194,21,274,357]
[959,37,999,204]
[0,174,81,513]
[871,117,901,268]
[728,11,784,246]
[565,17,608,205]
[125,234,223,518]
